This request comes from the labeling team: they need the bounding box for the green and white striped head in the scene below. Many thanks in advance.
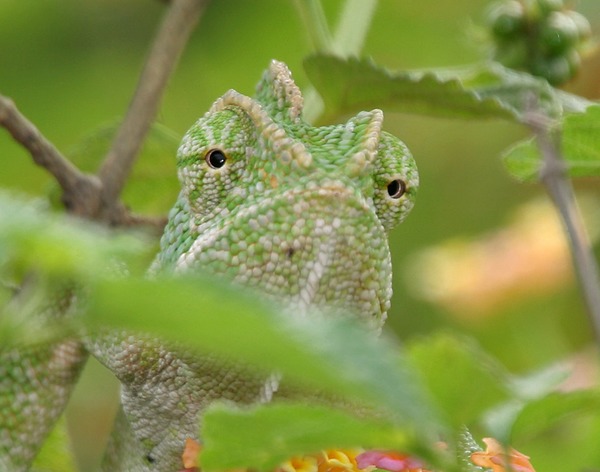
[157,60,418,329]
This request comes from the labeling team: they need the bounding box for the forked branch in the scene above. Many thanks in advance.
[0,95,102,216]
[0,0,207,227]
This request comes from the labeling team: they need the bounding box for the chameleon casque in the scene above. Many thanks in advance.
[0,61,418,471]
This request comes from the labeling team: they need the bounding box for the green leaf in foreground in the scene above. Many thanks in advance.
[407,334,511,428]
[0,193,149,280]
[304,55,591,122]
[510,390,600,442]
[503,104,600,181]
[86,275,444,438]
[0,193,150,347]
[201,403,412,472]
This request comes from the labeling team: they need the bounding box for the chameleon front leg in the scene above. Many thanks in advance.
[100,405,149,472]
[0,340,87,471]
[87,331,268,471]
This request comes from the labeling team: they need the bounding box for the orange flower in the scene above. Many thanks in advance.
[471,438,536,472]
[180,437,201,471]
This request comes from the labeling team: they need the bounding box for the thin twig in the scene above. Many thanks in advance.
[292,0,334,52]
[297,0,378,124]
[123,213,168,234]
[526,108,600,343]
[98,0,208,212]
[331,0,378,57]
[0,95,102,215]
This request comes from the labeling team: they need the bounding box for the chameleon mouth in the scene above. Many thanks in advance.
[271,185,390,327]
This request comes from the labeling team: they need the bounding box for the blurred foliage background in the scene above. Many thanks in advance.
[2,0,600,469]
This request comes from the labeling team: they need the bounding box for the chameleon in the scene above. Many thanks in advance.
[0,60,418,471]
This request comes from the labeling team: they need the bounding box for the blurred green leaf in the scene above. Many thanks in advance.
[503,104,600,181]
[406,334,511,428]
[304,55,592,122]
[0,193,150,280]
[483,363,572,441]
[201,402,412,472]
[86,275,445,439]
[509,363,570,400]
[0,192,151,347]
[510,390,600,442]
[501,138,540,181]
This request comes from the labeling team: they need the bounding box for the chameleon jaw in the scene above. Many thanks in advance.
[176,183,392,329]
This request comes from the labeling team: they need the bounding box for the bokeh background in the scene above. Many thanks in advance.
[2,1,600,469]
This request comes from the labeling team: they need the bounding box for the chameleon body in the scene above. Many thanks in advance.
[0,61,418,471]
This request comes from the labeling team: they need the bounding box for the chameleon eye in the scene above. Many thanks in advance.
[206,149,227,169]
[387,179,407,199]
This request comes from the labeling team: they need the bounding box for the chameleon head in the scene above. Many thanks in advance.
[157,61,418,330]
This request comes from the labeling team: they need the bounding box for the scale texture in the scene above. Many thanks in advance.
[0,61,418,471]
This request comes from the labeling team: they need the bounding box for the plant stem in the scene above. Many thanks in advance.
[298,0,379,123]
[331,0,378,57]
[529,113,600,343]
[292,0,334,52]
[98,0,207,210]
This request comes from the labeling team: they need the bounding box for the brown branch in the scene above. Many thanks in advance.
[0,95,102,216]
[122,212,169,234]
[97,0,208,215]
[1,0,206,228]
[526,108,600,343]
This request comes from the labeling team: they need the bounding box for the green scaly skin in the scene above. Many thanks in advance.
[0,61,418,471]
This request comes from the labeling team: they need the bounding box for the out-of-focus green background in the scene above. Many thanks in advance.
[2,1,600,469]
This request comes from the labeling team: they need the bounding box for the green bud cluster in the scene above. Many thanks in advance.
[486,0,592,85]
